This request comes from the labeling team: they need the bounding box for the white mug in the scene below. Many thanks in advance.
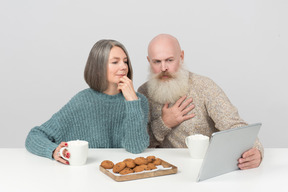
[60,140,89,166]
[185,134,209,159]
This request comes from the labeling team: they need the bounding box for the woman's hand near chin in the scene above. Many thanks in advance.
[118,76,138,101]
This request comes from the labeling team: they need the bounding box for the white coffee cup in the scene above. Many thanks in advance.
[185,134,209,159]
[60,140,89,166]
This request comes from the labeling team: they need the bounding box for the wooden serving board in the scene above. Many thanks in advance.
[99,159,177,182]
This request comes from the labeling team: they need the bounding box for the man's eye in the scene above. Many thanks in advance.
[154,61,160,64]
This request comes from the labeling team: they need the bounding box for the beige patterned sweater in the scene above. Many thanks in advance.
[138,72,263,157]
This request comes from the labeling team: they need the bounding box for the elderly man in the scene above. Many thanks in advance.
[138,34,263,170]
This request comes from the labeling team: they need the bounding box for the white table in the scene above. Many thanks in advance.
[0,148,287,192]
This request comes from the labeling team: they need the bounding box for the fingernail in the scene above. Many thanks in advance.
[66,161,70,165]
[66,153,70,158]
[65,143,68,147]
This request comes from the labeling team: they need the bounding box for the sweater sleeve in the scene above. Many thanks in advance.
[25,115,61,159]
[203,77,264,157]
[121,93,149,154]
[149,117,172,146]
[24,91,82,160]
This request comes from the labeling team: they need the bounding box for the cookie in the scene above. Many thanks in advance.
[101,160,114,169]
[119,167,134,175]
[153,158,162,165]
[147,163,157,170]
[133,165,145,172]
[113,162,126,173]
[134,157,148,165]
[139,164,148,170]
[123,158,136,168]
[146,156,156,163]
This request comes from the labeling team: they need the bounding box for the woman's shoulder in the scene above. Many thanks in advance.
[70,88,99,100]
[49,88,99,118]
[136,92,148,102]
[58,88,98,110]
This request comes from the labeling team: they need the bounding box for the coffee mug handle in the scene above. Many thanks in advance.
[59,147,69,161]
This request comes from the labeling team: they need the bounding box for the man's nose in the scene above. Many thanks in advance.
[161,62,168,71]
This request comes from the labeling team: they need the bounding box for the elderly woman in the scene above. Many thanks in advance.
[25,40,149,165]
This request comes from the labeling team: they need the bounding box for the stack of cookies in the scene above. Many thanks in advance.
[101,156,162,175]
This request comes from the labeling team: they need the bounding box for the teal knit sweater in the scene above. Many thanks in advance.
[25,88,149,159]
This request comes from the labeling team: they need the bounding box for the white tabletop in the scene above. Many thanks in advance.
[0,148,287,192]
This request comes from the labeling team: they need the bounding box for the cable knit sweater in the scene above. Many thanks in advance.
[25,88,149,159]
[138,72,263,157]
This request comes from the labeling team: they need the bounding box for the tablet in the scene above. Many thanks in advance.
[197,123,261,182]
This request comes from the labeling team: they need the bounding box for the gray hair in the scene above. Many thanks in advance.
[84,39,133,92]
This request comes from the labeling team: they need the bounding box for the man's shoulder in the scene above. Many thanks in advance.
[190,72,212,81]
[189,72,224,97]
[137,82,149,96]
[190,72,216,86]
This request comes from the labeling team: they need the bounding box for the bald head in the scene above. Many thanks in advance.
[147,34,184,75]
[148,34,182,57]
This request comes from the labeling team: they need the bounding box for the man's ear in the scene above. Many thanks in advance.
[147,56,150,63]
[180,50,184,61]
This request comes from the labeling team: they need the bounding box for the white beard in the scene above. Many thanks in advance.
[147,66,190,104]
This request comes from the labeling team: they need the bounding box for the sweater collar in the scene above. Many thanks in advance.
[90,89,124,100]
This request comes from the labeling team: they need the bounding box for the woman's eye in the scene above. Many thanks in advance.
[112,61,118,64]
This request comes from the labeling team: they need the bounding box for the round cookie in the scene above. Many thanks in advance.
[113,162,126,173]
[146,156,156,163]
[123,159,136,168]
[138,164,148,170]
[101,160,114,169]
[134,157,148,165]
[119,167,134,175]
[147,163,157,170]
[153,158,162,165]
[133,165,145,172]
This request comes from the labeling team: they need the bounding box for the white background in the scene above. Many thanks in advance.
[1,0,287,148]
